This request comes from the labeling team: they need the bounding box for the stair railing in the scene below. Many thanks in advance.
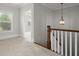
[47,25,79,56]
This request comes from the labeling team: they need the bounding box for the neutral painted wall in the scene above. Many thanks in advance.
[52,5,79,56]
[52,6,79,29]
[0,4,20,39]
[34,3,54,46]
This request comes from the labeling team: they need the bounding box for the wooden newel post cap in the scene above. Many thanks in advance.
[47,25,50,28]
[47,25,51,31]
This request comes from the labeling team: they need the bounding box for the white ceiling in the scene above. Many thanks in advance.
[41,3,79,10]
[0,3,79,10]
[0,3,30,8]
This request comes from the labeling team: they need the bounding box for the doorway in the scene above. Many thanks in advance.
[23,9,32,42]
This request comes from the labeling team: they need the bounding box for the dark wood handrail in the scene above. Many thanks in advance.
[51,28,79,32]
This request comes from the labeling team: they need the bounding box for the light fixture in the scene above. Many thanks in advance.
[59,3,64,25]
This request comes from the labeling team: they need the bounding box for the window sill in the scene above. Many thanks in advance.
[0,30,12,33]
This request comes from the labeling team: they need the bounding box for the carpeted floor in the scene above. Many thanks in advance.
[0,37,59,56]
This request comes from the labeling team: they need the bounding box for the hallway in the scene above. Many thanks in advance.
[0,37,58,56]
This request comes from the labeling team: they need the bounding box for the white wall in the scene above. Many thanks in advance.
[34,3,54,46]
[52,5,79,29]
[0,4,20,39]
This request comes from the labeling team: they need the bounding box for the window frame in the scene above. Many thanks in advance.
[0,10,13,33]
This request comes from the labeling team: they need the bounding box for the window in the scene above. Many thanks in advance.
[0,12,12,32]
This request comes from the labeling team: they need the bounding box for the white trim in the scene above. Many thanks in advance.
[0,34,21,40]
[0,10,13,33]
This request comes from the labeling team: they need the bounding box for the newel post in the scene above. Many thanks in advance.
[47,25,51,49]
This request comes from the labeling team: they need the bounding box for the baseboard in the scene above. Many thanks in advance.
[0,34,21,40]
[34,42,47,48]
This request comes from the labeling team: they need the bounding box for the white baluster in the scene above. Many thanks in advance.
[57,31,60,54]
[75,32,77,56]
[65,32,67,56]
[54,31,56,52]
[61,31,63,55]
[51,31,53,50]
[53,31,55,51]
[70,32,72,56]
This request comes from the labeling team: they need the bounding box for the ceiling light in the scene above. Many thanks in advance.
[59,3,64,25]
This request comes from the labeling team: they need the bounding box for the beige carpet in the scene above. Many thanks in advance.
[0,37,59,56]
